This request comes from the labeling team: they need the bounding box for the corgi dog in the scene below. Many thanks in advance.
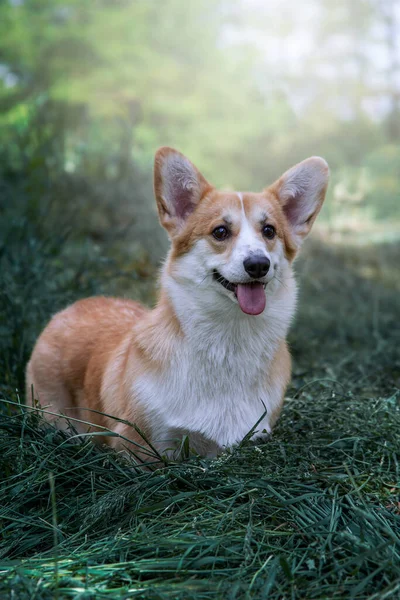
[26,147,329,459]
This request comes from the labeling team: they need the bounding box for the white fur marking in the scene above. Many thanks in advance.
[133,237,298,454]
[226,192,270,282]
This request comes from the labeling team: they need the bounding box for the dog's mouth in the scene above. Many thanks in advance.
[212,271,237,293]
[212,270,267,316]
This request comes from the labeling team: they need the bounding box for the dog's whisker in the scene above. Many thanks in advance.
[272,274,289,291]
[196,273,211,287]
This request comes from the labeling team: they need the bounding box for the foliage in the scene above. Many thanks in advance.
[1,0,399,195]
[0,178,98,397]
[0,158,159,399]
[363,145,400,220]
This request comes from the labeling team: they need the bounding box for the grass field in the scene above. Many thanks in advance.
[0,201,399,598]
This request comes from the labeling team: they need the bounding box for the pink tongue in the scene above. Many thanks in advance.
[236,282,266,315]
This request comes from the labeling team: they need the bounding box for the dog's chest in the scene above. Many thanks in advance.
[134,322,282,448]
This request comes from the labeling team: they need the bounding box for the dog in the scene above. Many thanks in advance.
[26,147,329,460]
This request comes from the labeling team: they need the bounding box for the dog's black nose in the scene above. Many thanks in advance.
[243,255,270,278]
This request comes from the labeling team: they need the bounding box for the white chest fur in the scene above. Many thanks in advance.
[133,268,297,454]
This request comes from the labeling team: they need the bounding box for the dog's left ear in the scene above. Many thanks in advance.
[154,147,212,237]
[271,157,330,246]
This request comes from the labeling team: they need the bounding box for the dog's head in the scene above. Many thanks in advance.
[154,147,329,316]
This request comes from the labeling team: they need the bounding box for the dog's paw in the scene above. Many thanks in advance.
[251,430,270,444]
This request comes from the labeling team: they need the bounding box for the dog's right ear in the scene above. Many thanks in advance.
[154,147,212,236]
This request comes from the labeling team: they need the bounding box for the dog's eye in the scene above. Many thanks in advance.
[212,226,230,241]
[262,224,276,240]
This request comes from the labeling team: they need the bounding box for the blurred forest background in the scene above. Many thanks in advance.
[0,0,399,392]
[2,0,400,222]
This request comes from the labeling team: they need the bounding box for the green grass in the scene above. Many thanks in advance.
[0,194,399,598]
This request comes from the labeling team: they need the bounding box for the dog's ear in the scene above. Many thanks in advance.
[271,157,329,246]
[154,147,212,236]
